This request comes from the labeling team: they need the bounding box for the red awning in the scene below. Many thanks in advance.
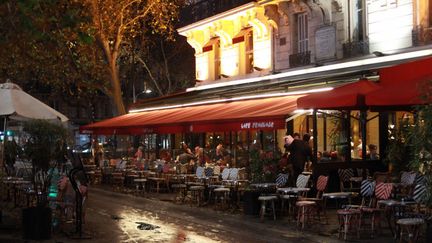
[365,57,432,107]
[81,95,302,134]
[297,79,381,110]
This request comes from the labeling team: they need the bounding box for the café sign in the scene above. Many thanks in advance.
[241,121,275,129]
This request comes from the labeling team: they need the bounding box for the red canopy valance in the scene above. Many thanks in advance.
[80,95,302,135]
[297,79,381,110]
[365,57,432,107]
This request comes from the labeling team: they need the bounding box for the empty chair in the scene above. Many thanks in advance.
[204,167,214,177]
[213,166,221,176]
[360,182,393,238]
[195,166,205,180]
[275,173,289,188]
[338,169,354,192]
[296,175,329,229]
[221,168,230,181]
[228,168,239,181]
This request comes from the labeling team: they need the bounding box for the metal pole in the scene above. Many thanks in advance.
[1,116,7,170]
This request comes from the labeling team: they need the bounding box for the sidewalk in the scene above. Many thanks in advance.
[0,186,399,242]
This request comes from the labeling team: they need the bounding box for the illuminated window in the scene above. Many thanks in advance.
[202,37,221,80]
[296,13,308,53]
[233,27,254,74]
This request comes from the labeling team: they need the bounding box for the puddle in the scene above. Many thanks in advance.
[136,222,160,230]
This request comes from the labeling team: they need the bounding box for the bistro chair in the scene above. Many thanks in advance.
[398,171,417,198]
[296,175,329,228]
[213,165,221,176]
[258,194,278,221]
[360,182,393,238]
[214,187,231,210]
[278,174,311,218]
[338,168,355,192]
[275,173,289,188]
[228,168,239,181]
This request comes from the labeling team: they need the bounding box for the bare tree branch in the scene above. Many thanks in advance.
[135,55,164,95]
[160,40,172,93]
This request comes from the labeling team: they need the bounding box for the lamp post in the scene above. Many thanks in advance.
[133,81,152,103]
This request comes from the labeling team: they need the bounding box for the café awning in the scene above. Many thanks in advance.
[365,57,432,108]
[80,95,302,135]
[297,79,381,110]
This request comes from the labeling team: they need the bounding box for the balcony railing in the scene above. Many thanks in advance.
[289,51,311,68]
[179,0,256,27]
[412,26,432,46]
[342,40,369,58]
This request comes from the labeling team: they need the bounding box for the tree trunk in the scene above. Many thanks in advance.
[108,60,126,115]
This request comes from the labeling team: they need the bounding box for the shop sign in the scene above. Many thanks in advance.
[240,121,275,130]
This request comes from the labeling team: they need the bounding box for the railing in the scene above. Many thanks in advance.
[289,51,311,68]
[179,0,256,27]
[412,26,432,46]
[342,40,369,58]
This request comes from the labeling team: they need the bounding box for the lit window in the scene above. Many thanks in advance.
[296,13,308,53]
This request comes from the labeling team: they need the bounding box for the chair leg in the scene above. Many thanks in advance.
[260,201,266,222]
[271,200,276,221]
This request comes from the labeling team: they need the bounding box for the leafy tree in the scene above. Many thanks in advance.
[80,0,184,114]
[0,0,189,116]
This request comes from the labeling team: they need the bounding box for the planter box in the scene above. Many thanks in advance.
[22,207,52,240]
[242,190,261,215]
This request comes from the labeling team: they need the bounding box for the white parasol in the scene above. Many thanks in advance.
[0,82,68,121]
[0,82,69,169]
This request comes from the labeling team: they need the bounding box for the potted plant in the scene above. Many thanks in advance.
[406,80,432,240]
[243,148,280,215]
[21,119,68,240]
[384,118,411,174]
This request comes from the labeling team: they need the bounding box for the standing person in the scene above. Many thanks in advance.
[93,142,105,168]
[286,133,312,184]
[302,133,313,172]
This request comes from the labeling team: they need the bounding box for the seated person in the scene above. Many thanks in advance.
[367,144,379,160]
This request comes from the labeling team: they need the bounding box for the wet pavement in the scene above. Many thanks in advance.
[0,186,400,242]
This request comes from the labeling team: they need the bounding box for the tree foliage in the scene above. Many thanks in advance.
[0,0,191,116]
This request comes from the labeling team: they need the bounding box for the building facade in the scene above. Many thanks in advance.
[179,0,432,84]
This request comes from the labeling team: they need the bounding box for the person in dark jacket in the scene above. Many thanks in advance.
[286,133,312,183]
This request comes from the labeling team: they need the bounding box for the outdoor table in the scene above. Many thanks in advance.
[148,177,166,193]
[250,183,277,189]
[2,179,32,207]
[323,192,358,209]
[377,199,417,239]
[277,187,310,194]
[278,187,311,218]
[133,178,147,194]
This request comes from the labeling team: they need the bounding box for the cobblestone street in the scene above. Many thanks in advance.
[1,186,398,243]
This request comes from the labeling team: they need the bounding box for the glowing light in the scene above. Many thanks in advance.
[253,37,271,70]
[220,46,239,76]
[129,87,333,113]
[195,53,209,80]
[186,49,432,92]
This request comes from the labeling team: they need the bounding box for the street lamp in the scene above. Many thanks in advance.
[133,82,152,103]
